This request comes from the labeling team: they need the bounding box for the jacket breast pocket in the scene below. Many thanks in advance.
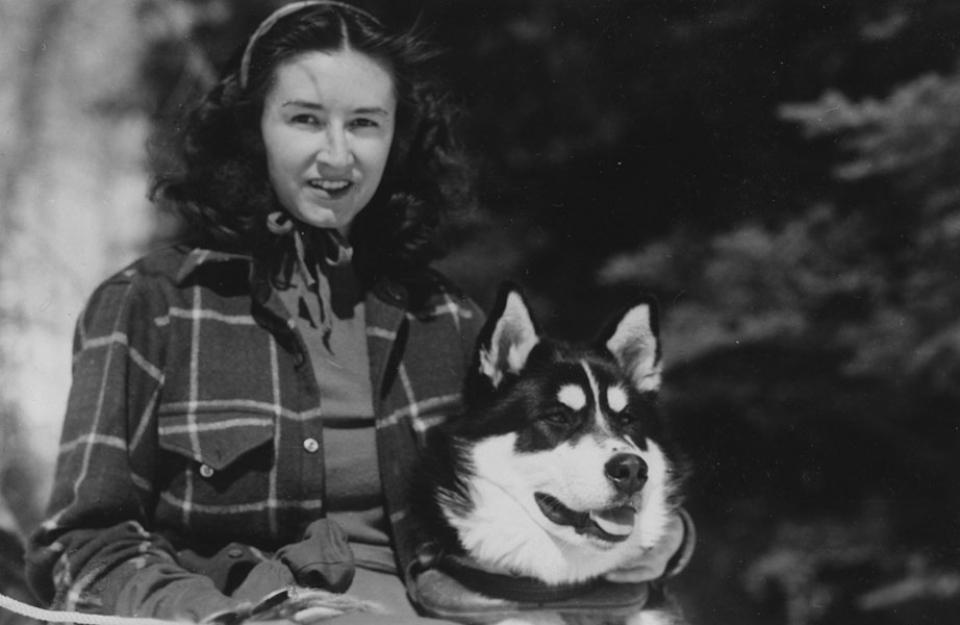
[156,411,276,530]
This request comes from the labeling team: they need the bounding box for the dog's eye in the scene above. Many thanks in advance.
[613,410,638,426]
[542,406,575,426]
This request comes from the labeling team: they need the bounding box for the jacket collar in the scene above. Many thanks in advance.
[173,246,410,308]
[173,246,412,400]
[174,247,253,286]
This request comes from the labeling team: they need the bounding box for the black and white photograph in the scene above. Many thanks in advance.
[1,2,958,624]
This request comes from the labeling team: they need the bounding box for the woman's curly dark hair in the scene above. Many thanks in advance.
[152,3,474,286]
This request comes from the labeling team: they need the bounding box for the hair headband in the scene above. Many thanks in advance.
[238,0,382,89]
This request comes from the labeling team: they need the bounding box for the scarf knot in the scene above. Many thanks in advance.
[268,211,355,351]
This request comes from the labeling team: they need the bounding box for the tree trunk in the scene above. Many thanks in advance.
[0,0,155,538]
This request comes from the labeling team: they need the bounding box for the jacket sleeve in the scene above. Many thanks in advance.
[25,274,239,619]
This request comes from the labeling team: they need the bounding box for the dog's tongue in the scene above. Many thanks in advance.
[588,505,636,537]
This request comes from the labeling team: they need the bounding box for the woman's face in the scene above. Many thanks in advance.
[260,48,396,234]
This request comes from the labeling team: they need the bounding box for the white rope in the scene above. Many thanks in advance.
[0,591,188,625]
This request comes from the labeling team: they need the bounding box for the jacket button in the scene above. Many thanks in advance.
[199,464,214,478]
[378,282,407,305]
[303,438,320,453]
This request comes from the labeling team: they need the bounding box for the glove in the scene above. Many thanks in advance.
[203,586,382,625]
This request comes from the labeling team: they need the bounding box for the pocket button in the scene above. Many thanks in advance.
[199,464,215,478]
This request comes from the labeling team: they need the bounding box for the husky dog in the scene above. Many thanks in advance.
[414,285,689,625]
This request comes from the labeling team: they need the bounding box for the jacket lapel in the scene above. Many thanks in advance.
[365,281,409,401]
[366,280,424,574]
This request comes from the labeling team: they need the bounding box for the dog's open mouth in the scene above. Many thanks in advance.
[534,492,635,543]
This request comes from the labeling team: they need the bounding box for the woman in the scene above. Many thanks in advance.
[26,2,688,623]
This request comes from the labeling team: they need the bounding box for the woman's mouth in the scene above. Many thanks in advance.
[307,178,353,199]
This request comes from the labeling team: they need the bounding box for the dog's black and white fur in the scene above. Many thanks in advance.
[416,285,688,625]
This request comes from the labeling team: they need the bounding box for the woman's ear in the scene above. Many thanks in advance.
[475,283,540,389]
[599,298,662,393]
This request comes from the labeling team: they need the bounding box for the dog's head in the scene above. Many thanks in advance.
[435,284,682,584]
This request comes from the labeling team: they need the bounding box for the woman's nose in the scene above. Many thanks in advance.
[317,126,353,168]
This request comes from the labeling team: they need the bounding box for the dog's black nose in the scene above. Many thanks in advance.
[605,453,648,495]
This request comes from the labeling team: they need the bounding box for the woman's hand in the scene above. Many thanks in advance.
[603,511,688,583]
[202,587,382,625]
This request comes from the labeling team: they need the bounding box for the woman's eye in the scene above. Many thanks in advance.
[350,118,378,130]
[291,114,320,126]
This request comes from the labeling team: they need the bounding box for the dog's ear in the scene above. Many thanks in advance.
[599,298,661,393]
[475,283,540,388]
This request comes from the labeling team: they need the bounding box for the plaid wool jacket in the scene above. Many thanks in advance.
[26,245,485,618]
